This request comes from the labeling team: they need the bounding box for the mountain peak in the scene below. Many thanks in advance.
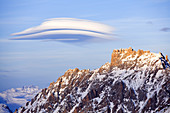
[15,48,170,113]
[111,47,170,70]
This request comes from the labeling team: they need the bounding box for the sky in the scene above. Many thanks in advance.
[0,0,170,91]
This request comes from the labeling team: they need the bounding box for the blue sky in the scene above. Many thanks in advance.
[0,0,170,91]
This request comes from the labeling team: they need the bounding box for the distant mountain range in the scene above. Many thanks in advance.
[2,47,170,113]
[0,86,40,112]
[0,104,12,113]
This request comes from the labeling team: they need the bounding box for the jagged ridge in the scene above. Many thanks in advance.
[16,48,170,113]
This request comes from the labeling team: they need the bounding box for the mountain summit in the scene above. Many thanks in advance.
[15,48,170,113]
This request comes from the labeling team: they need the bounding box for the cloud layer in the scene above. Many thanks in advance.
[11,18,115,42]
[160,27,170,32]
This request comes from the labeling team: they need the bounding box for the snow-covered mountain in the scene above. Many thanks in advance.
[0,86,40,112]
[0,104,12,113]
[16,48,170,113]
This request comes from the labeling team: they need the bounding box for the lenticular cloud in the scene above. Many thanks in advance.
[11,18,114,42]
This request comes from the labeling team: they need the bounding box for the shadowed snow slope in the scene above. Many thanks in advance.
[16,48,170,113]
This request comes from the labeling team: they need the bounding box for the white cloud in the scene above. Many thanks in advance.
[11,18,115,42]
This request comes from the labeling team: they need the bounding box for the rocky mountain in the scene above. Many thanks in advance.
[0,86,40,112]
[16,47,170,113]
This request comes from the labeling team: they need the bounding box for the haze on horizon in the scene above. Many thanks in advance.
[0,0,170,91]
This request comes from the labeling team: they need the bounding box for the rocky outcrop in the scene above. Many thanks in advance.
[16,48,170,113]
[111,47,151,68]
[111,47,170,70]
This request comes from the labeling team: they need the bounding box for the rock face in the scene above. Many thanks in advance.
[111,47,152,68]
[16,48,170,113]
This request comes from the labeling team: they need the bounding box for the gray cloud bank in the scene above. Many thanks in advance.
[11,18,115,42]
[160,27,170,32]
